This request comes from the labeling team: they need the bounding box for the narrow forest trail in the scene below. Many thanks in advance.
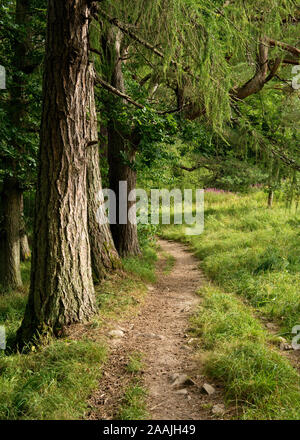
[89,240,227,420]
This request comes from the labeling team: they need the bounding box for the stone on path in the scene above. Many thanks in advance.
[280,342,293,351]
[108,330,124,338]
[202,383,216,395]
[175,388,188,395]
[212,404,225,415]
[170,373,195,388]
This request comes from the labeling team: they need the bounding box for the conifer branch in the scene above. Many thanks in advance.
[94,74,185,115]
[95,75,145,109]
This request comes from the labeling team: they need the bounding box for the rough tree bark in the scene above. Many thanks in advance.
[108,126,141,257]
[0,177,23,289]
[86,64,121,281]
[20,194,31,261]
[17,0,96,344]
[105,29,141,256]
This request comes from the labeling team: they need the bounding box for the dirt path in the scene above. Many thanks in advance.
[89,239,226,420]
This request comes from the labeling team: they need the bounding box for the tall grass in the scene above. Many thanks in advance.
[190,286,300,419]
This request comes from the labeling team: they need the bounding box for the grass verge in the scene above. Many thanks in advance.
[190,285,300,419]
[117,351,148,420]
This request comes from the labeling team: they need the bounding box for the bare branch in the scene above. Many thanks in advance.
[90,47,102,57]
[265,37,300,57]
[95,75,145,109]
[95,74,185,115]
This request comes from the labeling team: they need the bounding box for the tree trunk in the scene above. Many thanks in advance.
[17,0,96,345]
[86,65,121,282]
[0,0,32,289]
[20,194,31,261]
[267,188,274,208]
[108,127,141,257]
[20,228,31,262]
[0,178,23,290]
[105,29,141,256]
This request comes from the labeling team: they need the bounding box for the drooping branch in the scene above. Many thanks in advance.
[269,145,300,173]
[231,39,282,101]
[265,37,300,57]
[282,57,300,65]
[95,75,145,109]
[179,157,220,172]
[95,74,185,115]
[233,109,300,173]
[93,7,299,119]
[93,7,192,76]
[96,8,166,59]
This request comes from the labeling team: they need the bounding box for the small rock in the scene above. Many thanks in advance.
[280,342,293,351]
[187,338,197,345]
[212,404,225,415]
[175,388,188,395]
[278,336,287,343]
[108,329,124,338]
[202,383,216,395]
[169,373,180,382]
[266,322,276,330]
[171,373,195,388]
[147,286,155,292]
